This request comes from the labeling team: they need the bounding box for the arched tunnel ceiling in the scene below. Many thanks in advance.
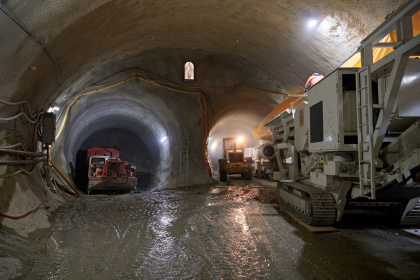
[0,0,408,186]
[0,0,405,102]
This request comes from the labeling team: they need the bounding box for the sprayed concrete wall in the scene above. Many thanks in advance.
[0,0,405,237]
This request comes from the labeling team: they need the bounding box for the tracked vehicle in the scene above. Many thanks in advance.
[264,2,420,226]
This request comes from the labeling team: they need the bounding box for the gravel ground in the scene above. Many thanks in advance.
[1,180,420,280]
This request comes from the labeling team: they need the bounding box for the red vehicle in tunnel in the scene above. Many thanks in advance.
[87,148,137,194]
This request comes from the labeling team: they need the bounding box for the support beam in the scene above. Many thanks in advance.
[373,54,409,157]
[396,15,414,43]
[361,42,374,66]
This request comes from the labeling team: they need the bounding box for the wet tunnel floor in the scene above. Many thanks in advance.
[11,182,420,279]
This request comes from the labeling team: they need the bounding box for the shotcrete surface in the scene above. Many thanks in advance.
[2,182,419,280]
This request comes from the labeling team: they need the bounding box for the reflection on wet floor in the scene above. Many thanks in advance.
[25,183,420,280]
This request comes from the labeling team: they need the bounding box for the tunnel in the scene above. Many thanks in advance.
[0,1,403,193]
[57,80,175,191]
[1,1,420,279]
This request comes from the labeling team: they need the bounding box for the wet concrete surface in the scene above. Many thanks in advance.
[4,181,420,279]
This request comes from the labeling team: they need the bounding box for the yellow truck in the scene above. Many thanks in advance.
[218,137,252,181]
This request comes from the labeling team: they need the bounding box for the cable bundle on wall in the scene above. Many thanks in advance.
[0,99,46,152]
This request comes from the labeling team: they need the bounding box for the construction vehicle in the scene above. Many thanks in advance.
[218,137,253,181]
[252,144,277,180]
[263,1,420,226]
[87,148,137,194]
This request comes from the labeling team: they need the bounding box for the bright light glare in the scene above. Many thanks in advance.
[210,141,218,152]
[238,136,244,142]
[47,106,59,113]
[160,136,169,143]
[308,19,318,28]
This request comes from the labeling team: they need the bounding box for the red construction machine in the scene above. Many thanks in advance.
[86,148,137,194]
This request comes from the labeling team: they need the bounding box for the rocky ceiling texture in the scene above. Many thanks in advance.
[0,0,406,194]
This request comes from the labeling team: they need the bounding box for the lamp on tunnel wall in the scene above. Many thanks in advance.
[307,16,319,28]
[47,106,59,113]
[184,62,194,82]
[160,136,169,143]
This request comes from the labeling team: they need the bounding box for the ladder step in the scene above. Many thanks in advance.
[358,123,370,127]
[358,86,368,90]
[358,141,370,145]
[357,104,382,109]
[360,160,372,163]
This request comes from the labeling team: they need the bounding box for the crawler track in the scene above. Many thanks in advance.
[277,181,337,226]
[400,198,420,226]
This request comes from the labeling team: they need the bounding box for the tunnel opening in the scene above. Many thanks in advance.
[207,98,280,177]
[54,89,175,192]
[74,128,152,193]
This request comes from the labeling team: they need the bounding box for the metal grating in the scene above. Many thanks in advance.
[310,101,324,143]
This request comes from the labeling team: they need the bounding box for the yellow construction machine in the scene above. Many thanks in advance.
[218,137,252,181]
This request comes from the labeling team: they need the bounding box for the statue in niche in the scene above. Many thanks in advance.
[184,62,194,81]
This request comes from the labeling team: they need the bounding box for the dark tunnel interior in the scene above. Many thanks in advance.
[74,128,152,192]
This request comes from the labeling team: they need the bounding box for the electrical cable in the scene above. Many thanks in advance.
[0,201,49,220]
[0,169,24,178]
[0,112,37,124]
[54,69,291,141]
[0,189,49,220]
[0,103,45,152]
[0,100,35,118]
[53,179,72,198]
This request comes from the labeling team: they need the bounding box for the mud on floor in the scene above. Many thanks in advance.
[1,182,420,280]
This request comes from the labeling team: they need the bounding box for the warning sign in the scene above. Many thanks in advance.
[299,109,304,127]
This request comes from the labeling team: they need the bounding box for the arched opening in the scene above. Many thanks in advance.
[52,83,176,192]
[207,98,278,177]
[75,128,152,192]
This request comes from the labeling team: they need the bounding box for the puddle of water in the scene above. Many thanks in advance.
[46,228,84,254]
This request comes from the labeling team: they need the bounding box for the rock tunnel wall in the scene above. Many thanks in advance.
[0,0,405,236]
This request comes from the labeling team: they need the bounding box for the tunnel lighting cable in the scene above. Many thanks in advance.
[52,179,72,198]
[0,199,49,220]
[92,67,290,97]
[55,71,294,140]
[55,76,200,139]
[45,163,74,198]
[0,112,38,124]
[150,79,289,96]
[0,185,49,220]
[0,169,25,178]
[0,100,37,119]
[55,76,132,123]
[49,160,79,195]
[0,143,26,151]
[0,100,46,151]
